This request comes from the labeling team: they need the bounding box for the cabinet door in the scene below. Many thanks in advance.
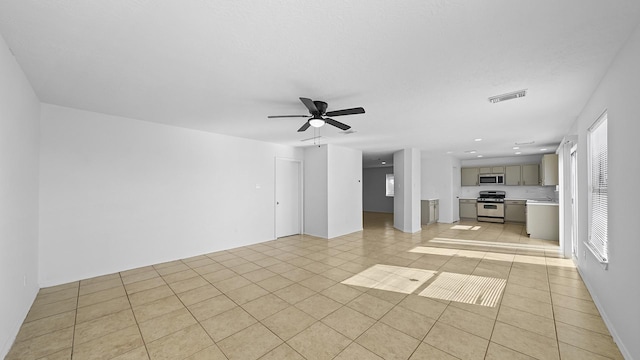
[479,167,492,174]
[492,166,505,174]
[541,154,559,186]
[521,164,539,186]
[505,203,526,222]
[461,168,479,186]
[505,165,521,186]
[459,200,477,219]
[421,201,430,225]
[429,203,436,223]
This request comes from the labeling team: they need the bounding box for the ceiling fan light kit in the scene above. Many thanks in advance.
[268,97,365,132]
[309,118,325,128]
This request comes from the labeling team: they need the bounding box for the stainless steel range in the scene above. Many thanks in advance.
[477,190,506,223]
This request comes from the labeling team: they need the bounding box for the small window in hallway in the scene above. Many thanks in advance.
[587,112,608,265]
[385,173,394,197]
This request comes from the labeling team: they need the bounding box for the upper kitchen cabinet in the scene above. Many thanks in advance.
[479,166,505,174]
[505,165,522,185]
[461,167,479,186]
[521,164,540,186]
[540,154,559,186]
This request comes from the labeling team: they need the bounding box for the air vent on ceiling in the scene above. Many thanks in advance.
[488,89,527,103]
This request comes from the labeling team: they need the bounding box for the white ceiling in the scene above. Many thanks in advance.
[1,1,639,167]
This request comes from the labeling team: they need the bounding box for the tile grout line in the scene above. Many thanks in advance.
[69,282,80,359]
[119,271,154,360]
[546,260,563,360]
[482,249,515,360]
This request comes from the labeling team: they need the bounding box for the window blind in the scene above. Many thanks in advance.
[588,114,608,263]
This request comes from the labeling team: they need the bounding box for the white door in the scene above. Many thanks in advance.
[570,146,578,259]
[453,166,461,222]
[275,159,301,238]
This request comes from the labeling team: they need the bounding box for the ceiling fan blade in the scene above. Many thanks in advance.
[324,118,351,131]
[297,121,311,132]
[325,107,365,117]
[299,97,318,113]
[267,115,309,118]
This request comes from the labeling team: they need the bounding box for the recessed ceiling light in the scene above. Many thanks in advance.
[540,148,548,151]
[474,138,482,142]
[515,152,522,155]
[488,89,527,103]
[381,161,386,165]
[477,155,483,158]
[512,146,520,150]
[464,150,477,154]
[446,151,453,154]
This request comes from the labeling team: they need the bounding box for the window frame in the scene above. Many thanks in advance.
[385,173,394,197]
[586,111,608,267]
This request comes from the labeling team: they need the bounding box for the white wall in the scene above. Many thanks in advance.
[363,167,394,213]
[421,155,460,223]
[461,154,543,167]
[565,23,640,360]
[327,145,363,238]
[394,148,421,233]
[39,104,302,286]
[303,145,329,238]
[0,34,41,358]
[304,144,363,238]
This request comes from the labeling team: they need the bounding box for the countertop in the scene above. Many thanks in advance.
[526,199,559,206]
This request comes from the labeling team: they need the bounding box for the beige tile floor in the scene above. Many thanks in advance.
[6,213,624,359]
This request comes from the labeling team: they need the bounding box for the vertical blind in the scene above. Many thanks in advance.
[588,114,608,262]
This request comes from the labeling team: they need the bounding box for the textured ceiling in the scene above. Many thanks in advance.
[1,1,639,166]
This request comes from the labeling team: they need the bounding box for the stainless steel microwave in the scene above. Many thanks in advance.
[479,173,505,185]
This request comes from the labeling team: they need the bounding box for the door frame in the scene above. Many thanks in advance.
[570,145,578,260]
[274,157,304,239]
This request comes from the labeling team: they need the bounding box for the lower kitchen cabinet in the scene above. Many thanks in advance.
[421,199,439,225]
[526,202,559,240]
[459,199,477,220]
[504,200,526,223]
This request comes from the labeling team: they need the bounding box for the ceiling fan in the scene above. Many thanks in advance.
[268,97,365,132]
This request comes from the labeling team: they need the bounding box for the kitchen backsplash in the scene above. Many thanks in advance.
[460,185,557,201]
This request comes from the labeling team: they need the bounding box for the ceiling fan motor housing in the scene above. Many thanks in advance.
[312,101,328,115]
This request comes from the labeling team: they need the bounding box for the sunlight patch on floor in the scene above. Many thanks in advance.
[341,264,436,294]
[450,225,482,231]
[418,272,506,307]
[410,246,486,258]
[410,246,557,266]
[545,257,577,268]
[430,237,557,251]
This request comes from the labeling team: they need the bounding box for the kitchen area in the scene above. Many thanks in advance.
[458,154,560,241]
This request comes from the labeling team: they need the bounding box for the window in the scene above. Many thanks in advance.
[587,112,608,264]
[385,174,394,197]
